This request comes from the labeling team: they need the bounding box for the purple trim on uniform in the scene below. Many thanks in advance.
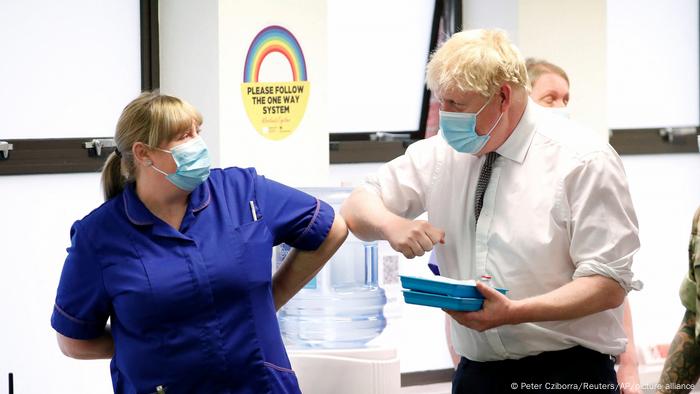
[192,183,211,213]
[53,303,101,326]
[123,192,153,226]
[263,361,296,374]
[290,198,321,246]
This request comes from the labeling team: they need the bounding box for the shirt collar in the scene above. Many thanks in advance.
[189,181,211,213]
[495,98,537,164]
[122,181,211,226]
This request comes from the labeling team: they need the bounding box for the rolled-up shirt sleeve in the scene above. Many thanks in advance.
[363,139,439,220]
[565,149,642,292]
[257,176,334,250]
[51,221,111,339]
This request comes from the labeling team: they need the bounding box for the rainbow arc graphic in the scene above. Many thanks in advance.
[243,25,307,83]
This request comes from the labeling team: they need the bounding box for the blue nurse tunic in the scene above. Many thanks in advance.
[51,167,334,394]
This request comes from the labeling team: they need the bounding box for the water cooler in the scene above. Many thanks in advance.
[274,188,400,394]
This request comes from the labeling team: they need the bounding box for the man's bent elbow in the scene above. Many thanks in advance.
[330,214,348,246]
[339,192,361,230]
[605,281,627,310]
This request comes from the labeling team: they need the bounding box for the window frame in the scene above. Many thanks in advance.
[607,2,700,156]
[0,0,158,176]
[329,0,456,164]
[609,128,699,155]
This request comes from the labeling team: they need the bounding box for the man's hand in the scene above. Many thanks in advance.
[444,282,519,332]
[383,216,445,258]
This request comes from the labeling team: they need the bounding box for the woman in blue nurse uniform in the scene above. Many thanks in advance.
[50,92,348,394]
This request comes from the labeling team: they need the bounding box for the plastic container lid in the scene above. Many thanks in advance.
[399,275,508,299]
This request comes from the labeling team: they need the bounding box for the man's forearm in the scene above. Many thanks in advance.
[510,275,626,324]
[657,310,700,394]
[340,188,398,242]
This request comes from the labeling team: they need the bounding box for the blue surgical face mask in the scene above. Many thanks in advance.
[150,136,211,191]
[440,96,503,154]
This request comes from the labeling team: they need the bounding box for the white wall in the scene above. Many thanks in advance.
[517,0,608,141]
[159,0,222,166]
[462,0,519,42]
[0,174,112,393]
[622,154,700,351]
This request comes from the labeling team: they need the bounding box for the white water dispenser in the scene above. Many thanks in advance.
[274,187,400,394]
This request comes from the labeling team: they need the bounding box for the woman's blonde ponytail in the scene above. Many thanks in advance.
[101,151,125,200]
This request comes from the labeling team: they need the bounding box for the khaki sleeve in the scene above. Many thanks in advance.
[679,207,700,314]
[680,274,697,312]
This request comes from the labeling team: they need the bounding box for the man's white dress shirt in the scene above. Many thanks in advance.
[364,100,641,361]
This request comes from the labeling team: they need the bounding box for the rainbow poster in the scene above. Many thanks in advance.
[241,25,310,140]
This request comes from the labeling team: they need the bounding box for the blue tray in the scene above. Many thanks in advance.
[402,290,484,311]
[400,275,507,298]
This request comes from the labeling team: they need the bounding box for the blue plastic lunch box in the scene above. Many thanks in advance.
[399,275,508,298]
[402,290,484,311]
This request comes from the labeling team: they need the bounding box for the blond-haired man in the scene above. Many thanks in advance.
[341,29,641,393]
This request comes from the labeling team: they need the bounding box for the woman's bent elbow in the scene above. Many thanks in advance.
[57,336,82,359]
[56,332,113,360]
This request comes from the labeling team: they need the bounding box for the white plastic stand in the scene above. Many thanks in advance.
[288,347,400,394]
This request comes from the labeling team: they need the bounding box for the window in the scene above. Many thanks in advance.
[329,0,456,163]
[607,0,699,154]
[0,0,157,175]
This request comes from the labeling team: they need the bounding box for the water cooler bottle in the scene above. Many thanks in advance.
[274,187,400,394]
